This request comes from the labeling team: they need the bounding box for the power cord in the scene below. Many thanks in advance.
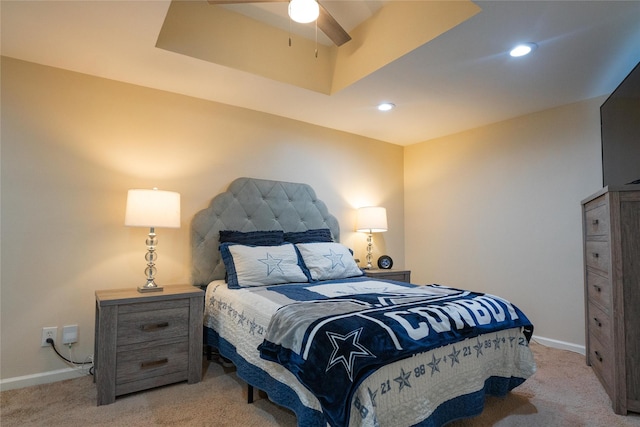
[46,338,94,375]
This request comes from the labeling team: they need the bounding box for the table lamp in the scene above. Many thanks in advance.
[125,188,181,292]
[356,206,388,269]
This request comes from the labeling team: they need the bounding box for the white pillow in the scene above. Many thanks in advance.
[295,242,364,281]
[220,243,308,288]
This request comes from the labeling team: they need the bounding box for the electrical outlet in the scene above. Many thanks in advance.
[41,327,57,347]
[62,324,78,344]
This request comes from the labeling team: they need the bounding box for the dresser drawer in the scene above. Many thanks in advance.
[587,302,612,348]
[586,272,612,313]
[589,334,614,396]
[585,241,611,275]
[117,302,190,346]
[584,201,609,237]
[116,337,189,385]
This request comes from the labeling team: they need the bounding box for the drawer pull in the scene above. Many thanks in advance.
[593,317,602,327]
[593,284,602,293]
[592,219,599,226]
[140,358,168,369]
[594,351,603,363]
[141,322,169,332]
[592,252,600,258]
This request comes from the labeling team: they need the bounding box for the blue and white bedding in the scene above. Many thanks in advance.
[204,277,536,427]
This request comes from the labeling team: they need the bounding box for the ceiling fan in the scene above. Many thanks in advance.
[207,0,352,46]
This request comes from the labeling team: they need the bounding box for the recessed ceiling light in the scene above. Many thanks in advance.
[377,102,395,111]
[509,42,538,57]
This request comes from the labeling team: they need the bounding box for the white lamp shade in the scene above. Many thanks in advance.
[356,206,388,233]
[125,189,181,228]
[288,0,319,23]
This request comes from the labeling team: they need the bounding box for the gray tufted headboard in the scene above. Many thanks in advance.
[191,177,340,287]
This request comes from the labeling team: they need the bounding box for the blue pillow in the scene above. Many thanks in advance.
[219,230,284,246]
[283,228,333,244]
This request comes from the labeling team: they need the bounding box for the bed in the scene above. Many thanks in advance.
[192,177,536,427]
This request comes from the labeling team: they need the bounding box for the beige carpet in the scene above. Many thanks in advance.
[2,342,640,426]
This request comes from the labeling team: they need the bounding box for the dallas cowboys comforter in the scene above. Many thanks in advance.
[204,277,536,427]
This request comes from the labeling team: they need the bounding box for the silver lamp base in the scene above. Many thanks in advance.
[138,280,164,293]
[137,227,163,293]
[363,232,374,269]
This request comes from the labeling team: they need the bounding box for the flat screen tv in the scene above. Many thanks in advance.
[601,61,640,187]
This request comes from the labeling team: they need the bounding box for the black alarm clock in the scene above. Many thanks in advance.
[377,255,393,269]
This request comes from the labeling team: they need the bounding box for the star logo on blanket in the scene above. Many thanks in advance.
[474,338,484,357]
[323,249,345,269]
[367,387,378,407]
[258,252,284,276]
[427,353,441,375]
[326,328,375,381]
[394,368,412,391]
[447,346,461,366]
[493,334,503,350]
[237,311,247,326]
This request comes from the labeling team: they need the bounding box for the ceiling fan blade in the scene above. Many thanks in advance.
[318,3,351,46]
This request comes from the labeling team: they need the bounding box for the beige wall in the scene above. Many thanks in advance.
[0,57,405,384]
[0,55,610,387]
[404,97,605,348]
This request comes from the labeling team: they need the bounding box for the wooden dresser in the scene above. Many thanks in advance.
[95,284,204,405]
[581,186,640,414]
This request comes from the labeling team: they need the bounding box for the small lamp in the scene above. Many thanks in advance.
[125,188,181,293]
[356,206,388,269]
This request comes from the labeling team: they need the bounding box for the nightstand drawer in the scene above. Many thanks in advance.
[364,269,411,283]
[116,337,189,385]
[117,302,189,346]
[376,272,410,282]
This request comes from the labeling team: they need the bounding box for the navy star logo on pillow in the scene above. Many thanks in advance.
[258,252,284,276]
[323,249,345,269]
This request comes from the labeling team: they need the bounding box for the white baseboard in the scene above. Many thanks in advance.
[0,367,85,392]
[532,334,586,355]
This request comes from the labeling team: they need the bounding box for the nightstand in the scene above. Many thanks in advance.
[364,269,411,283]
[94,284,204,405]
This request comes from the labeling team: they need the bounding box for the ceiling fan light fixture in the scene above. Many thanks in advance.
[288,0,320,24]
[509,42,538,57]
[377,102,395,112]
